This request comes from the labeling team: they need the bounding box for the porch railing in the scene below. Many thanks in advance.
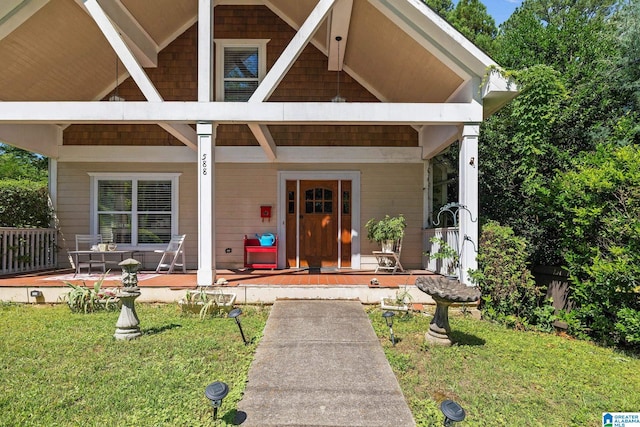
[0,227,57,275]
[423,227,459,275]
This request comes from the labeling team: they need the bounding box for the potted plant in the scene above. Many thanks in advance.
[365,214,406,251]
[427,236,460,278]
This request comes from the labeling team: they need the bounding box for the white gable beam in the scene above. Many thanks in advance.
[74,0,158,67]
[0,101,483,125]
[0,124,61,158]
[247,0,336,159]
[328,0,352,71]
[247,124,277,161]
[420,124,460,159]
[83,0,197,150]
[249,0,337,102]
[198,0,213,102]
[0,0,49,41]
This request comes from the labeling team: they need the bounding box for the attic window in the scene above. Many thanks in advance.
[215,39,268,101]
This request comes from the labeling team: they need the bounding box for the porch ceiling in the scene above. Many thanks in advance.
[0,0,473,104]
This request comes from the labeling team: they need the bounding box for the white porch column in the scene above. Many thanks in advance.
[197,122,216,286]
[459,123,480,285]
[422,159,432,269]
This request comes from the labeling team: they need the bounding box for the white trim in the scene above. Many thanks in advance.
[214,39,269,102]
[277,171,361,269]
[88,173,181,250]
[56,145,425,164]
[0,101,484,125]
[0,0,49,41]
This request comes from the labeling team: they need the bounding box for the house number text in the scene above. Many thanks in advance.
[201,153,207,175]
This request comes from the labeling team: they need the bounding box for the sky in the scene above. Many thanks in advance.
[456,0,523,26]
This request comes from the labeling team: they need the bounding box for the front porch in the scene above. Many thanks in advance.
[0,268,440,306]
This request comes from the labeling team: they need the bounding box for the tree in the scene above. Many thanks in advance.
[0,143,51,227]
[447,0,497,54]
[421,0,454,18]
[480,0,625,264]
[0,143,48,182]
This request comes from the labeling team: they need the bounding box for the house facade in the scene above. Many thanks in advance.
[0,0,516,286]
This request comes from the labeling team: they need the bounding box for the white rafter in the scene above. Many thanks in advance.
[82,0,197,150]
[327,0,352,71]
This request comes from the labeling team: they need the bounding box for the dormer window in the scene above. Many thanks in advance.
[215,39,268,101]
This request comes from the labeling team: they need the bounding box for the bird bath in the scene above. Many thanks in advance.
[415,276,480,346]
[114,258,142,340]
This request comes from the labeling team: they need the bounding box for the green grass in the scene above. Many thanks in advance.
[3,302,639,426]
[369,308,640,426]
[0,303,269,426]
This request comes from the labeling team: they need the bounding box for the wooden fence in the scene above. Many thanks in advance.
[0,227,57,275]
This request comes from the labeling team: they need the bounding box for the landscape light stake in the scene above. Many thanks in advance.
[382,310,396,346]
[205,381,229,421]
[228,308,248,345]
[440,399,466,426]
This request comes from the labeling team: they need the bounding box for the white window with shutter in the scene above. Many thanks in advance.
[215,39,268,101]
[89,173,180,248]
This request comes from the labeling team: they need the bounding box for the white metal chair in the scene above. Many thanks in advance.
[372,236,404,274]
[155,234,186,273]
[74,234,106,276]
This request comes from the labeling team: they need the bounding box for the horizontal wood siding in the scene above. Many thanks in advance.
[360,163,424,269]
[56,162,198,269]
[215,164,278,267]
[56,162,424,270]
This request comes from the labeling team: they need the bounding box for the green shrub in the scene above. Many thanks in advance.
[551,143,640,348]
[0,179,52,227]
[470,221,542,326]
[61,275,119,313]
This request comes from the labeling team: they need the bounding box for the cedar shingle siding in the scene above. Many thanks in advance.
[63,6,417,148]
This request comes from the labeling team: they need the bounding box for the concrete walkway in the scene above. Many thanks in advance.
[237,300,415,427]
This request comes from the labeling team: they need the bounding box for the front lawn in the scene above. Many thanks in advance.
[0,303,268,426]
[2,302,638,426]
[369,308,640,426]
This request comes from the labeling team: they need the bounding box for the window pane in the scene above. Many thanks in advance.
[305,189,314,201]
[138,214,171,244]
[138,180,171,211]
[224,47,258,79]
[99,214,131,244]
[324,201,332,213]
[224,81,258,101]
[305,201,313,213]
[98,180,131,211]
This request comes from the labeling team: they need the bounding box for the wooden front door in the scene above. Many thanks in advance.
[285,179,352,268]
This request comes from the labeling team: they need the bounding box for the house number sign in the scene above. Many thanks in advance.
[201,153,208,175]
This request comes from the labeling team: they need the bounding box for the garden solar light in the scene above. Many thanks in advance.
[440,399,466,426]
[228,308,248,345]
[205,381,229,421]
[382,310,396,346]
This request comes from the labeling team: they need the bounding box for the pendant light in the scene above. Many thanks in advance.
[331,36,346,103]
[109,54,124,101]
